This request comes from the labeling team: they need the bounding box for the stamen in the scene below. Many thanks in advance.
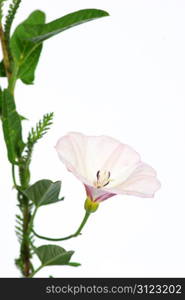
[96,170,100,180]
[95,170,111,188]
[102,181,110,187]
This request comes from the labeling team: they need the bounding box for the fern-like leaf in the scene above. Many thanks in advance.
[24,112,54,164]
[4,0,22,43]
[0,0,8,21]
[15,213,23,242]
[28,112,54,146]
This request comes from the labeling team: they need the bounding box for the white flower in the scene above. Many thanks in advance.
[56,132,161,203]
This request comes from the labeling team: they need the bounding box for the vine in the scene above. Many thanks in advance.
[0,2,109,277]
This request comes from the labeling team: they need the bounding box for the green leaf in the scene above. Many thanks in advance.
[8,9,108,85]
[17,44,43,84]
[36,245,75,266]
[23,179,64,207]
[0,87,27,120]
[10,10,46,84]
[27,112,53,146]
[1,89,24,163]
[27,9,109,43]
[19,114,28,121]
[23,113,53,167]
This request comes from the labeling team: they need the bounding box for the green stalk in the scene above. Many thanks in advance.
[8,63,19,94]
[0,15,33,277]
[28,211,91,278]
[32,211,91,242]
[16,159,33,277]
[20,192,32,276]
[28,265,43,278]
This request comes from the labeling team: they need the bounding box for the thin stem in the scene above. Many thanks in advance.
[32,229,76,242]
[28,265,43,278]
[12,164,17,187]
[8,63,19,94]
[28,207,37,233]
[12,164,21,190]
[74,211,91,236]
[32,211,91,242]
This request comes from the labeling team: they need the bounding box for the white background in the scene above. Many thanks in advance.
[0,0,185,277]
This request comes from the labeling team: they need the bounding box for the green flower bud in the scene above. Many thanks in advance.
[84,197,99,213]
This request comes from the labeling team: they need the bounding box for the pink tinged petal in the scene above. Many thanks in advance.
[56,132,141,186]
[84,136,141,184]
[56,132,161,200]
[95,192,116,202]
[55,132,90,185]
[84,185,116,202]
[84,184,94,200]
[101,143,140,180]
[107,163,161,198]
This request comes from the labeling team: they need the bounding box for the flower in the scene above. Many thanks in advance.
[55,132,161,206]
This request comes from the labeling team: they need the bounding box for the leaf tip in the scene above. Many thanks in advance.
[102,10,110,17]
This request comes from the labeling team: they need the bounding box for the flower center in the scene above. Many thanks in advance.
[95,170,111,188]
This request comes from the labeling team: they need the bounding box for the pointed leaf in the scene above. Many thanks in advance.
[27,9,109,43]
[23,179,63,207]
[19,114,28,121]
[68,262,81,267]
[10,10,46,84]
[36,245,75,266]
[1,89,24,163]
[9,9,108,85]
[0,88,26,120]
[18,44,43,84]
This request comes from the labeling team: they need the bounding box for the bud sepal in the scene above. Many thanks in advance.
[84,197,99,213]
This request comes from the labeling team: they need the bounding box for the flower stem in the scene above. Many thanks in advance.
[74,211,91,236]
[29,211,91,278]
[28,265,43,278]
[32,211,91,242]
